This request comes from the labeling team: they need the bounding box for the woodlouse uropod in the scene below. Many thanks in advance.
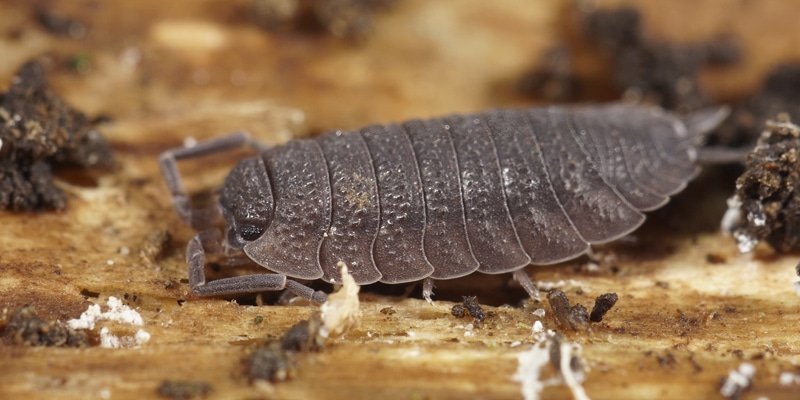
[160,104,728,303]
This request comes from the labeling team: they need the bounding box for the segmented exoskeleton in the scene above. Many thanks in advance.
[160,104,728,302]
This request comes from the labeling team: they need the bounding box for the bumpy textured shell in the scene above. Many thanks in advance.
[237,104,706,284]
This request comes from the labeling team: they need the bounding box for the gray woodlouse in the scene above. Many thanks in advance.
[160,104,728,303]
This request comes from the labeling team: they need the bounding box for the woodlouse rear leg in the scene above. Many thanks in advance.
[159,132,254,229]
[513,270,541,302]
[186,228,327,302]
[422,278,435,304]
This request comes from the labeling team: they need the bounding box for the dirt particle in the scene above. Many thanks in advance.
[705,253,727,264]
[589,292,618,323]
[1,305,88,347]
[280,315,324,352]
[156,380,212,399]
[451,304,466,318]
[379,306,396,316]
[247,314,323,382]
[247,342,295,382]
[547,290,588,330]
[461,296,486,323]
[655,351,677,369]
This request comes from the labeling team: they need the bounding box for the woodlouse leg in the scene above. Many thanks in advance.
[513,270,540,302]
[159,132,254,228]
[695,146,750,164]
[422,278,435,304]
[285,281,328,303]
[186,228,327,302]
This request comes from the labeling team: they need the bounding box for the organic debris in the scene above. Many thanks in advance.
[517,45,581,102]
[462,296,486,323]
[280,314,324,353]
[716,63,800,146]
[451,304,467,318]
[450,296,487,324]
[547,290,588,331]
[722,115,800,253]
[0,61,113,210]
[247,342,296,382]
[157,380,212,399]
[581,6,739,112]
[247,266,356,383]
[589,292,618,322]
[246,314,324,382]
[2,305,88,347]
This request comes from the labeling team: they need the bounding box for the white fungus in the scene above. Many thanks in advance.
[514,343,550,400]
[720,363,755,398]
[513,329,591,400]
[319,262,361,339]
[779,371,800,386]
[68,296,150,348]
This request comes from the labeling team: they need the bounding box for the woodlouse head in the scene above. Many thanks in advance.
[219,157,274,249]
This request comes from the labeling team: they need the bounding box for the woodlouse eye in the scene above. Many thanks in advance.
[238,225,264,241]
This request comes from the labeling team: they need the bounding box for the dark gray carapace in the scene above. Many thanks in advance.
[160,104,728,301]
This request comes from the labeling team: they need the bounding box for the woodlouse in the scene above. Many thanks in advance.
[160,104,728,302]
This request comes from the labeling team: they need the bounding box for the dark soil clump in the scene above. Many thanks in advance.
[0,61,113,211]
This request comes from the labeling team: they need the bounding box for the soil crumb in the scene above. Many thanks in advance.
[722,114,800,253]
[0,60,113,211]
[450,296,486,323]
[1,305,89,347]
[280,315,324,352]
[547,290,588,331]
[246,314,323,382]
[589,292,618,323]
